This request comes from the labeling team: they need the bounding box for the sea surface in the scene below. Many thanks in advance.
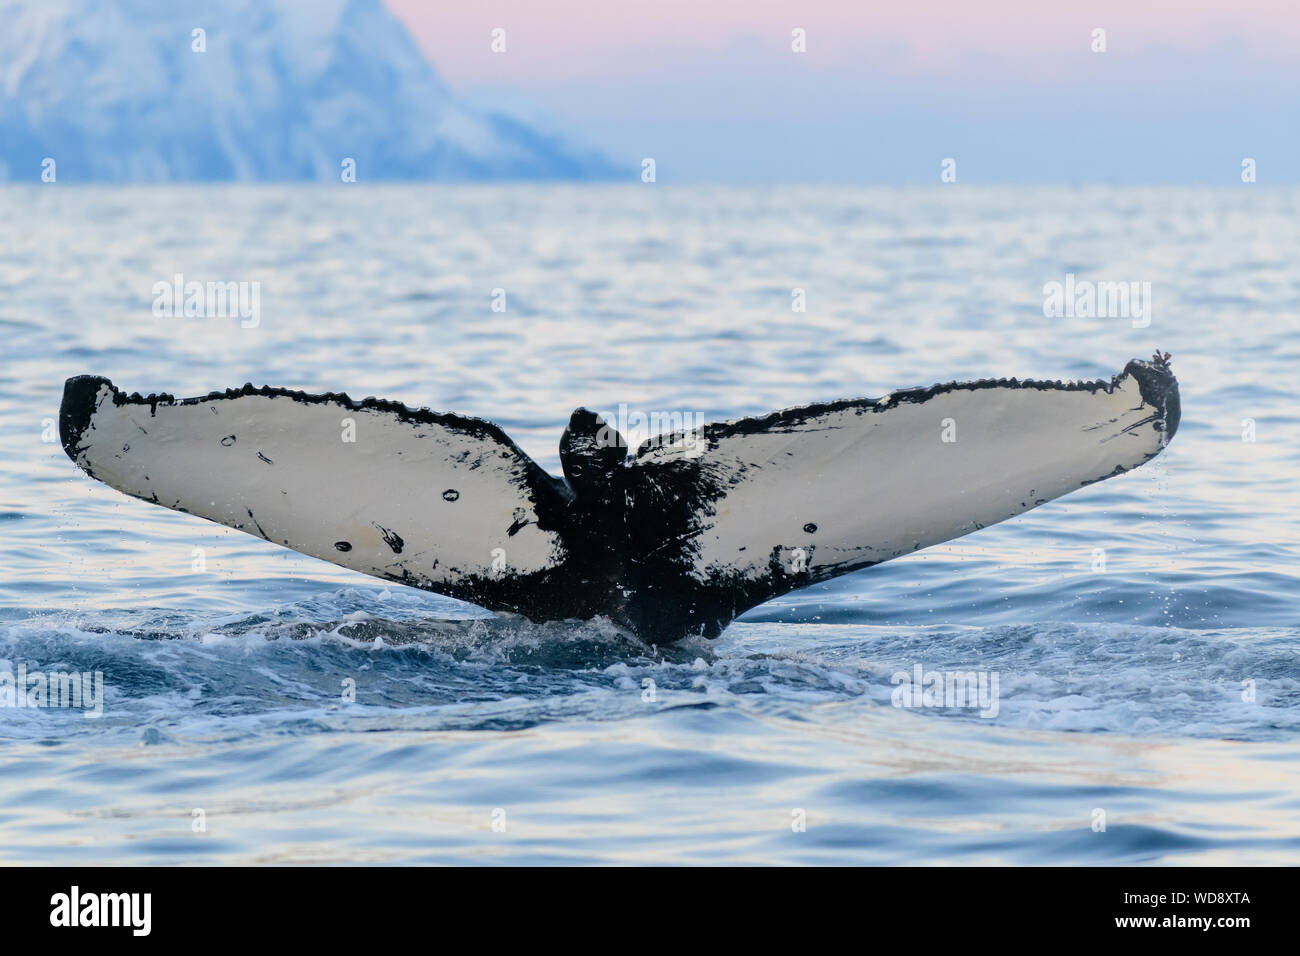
[0,184,1297,864]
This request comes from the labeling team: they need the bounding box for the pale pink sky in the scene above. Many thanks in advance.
[388,0,1298,84]
[383,1,1300,183]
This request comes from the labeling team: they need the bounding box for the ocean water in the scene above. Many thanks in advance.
[0,184,1297,865]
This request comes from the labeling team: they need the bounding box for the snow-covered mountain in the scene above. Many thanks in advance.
[0,0,616,181]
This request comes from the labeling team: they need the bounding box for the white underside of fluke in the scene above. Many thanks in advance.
[633,371,1170,585]
[67,386,567,587]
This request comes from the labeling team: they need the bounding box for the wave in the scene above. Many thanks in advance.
[1,587,1295,747]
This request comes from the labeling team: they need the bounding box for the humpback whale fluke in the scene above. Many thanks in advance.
[60,357,1179,645]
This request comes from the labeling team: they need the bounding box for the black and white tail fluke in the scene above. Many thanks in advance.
[58,377,585,619]
[61,356,1179,645]
[618,355,1180,641]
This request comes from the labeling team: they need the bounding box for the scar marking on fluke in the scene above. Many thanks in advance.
[220,435,236,446]
[373,524,405,554]
[246,508,269,540]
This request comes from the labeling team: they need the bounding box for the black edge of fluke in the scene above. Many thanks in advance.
[1123,353,1181,441]
[60,374,114,464]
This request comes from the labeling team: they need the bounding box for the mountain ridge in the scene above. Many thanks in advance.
[0,0,617,182]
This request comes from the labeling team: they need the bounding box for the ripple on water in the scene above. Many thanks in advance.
[0,185,1297,864]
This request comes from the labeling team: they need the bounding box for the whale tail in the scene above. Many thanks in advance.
[60,356,1179,644]
[58,375,598,621]
[614,355,1179,642]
